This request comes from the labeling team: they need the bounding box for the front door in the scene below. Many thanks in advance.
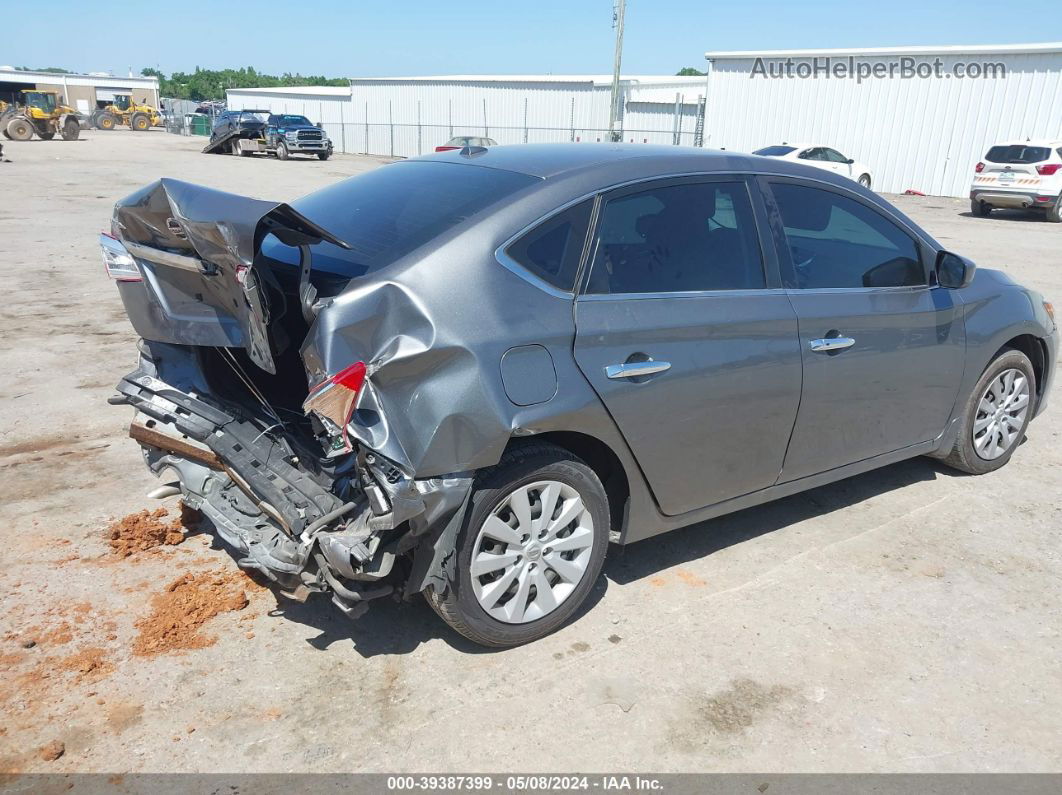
[764,178,966,482]
[573,176,803,517]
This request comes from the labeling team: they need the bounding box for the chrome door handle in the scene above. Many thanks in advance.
[808,336,855,353]
[605,361,672,379]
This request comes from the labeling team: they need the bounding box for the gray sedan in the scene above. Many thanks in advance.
[104,144,1057,647]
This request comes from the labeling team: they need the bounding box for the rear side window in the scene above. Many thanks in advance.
[505,200,592,292]
[586,181,765,294]
[985,145,1051,164]
[771,182,924,289]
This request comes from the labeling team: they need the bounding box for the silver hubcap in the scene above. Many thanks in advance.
[470,480,594,624]
[973,368,1030,460]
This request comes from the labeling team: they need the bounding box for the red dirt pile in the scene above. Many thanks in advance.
[106,505,199,557]
[132,571,250,656]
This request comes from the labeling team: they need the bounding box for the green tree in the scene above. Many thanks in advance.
[676,67,706,76]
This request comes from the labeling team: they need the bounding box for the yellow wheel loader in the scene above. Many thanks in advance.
[91,93,161,131]
[1,90,80,141]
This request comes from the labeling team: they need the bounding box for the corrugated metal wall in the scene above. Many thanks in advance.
[704,51,1062,197]
[227,78,706,158]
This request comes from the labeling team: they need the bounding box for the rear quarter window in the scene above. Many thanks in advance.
[504,200,593,292]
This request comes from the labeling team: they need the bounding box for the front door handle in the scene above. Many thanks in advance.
[808,336,855,353]
[605,360,672,379]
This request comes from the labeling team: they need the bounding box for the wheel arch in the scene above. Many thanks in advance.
[503,431,630,541]
[995,333,1048,402]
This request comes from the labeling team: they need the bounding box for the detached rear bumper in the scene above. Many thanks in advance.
[112,342,473,615]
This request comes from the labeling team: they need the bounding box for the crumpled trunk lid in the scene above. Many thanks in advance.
[112,178,347,374]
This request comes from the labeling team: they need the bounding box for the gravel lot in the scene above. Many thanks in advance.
[1,130,1059,774]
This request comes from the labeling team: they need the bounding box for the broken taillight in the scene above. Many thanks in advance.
[302,362,367,450]
[99,232,142,282]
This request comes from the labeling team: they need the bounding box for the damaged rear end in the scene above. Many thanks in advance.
[105,177,475,618]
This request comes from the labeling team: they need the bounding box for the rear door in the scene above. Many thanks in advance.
[573,176,803,516]
[762,178,966,482]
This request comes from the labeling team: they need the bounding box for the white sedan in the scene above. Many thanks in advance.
[753,144,873,189]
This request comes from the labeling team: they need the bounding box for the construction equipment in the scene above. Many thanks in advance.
[2,90,80,141]
[91,93,161,131]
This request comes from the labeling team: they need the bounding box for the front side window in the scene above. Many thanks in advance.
[771,182,925,289]
[586,181,765,294]
[506,200,592,292]
[824,148,849,163]
[800,148,827,161]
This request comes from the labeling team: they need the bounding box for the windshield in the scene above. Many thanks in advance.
[753,145,796,157]
[238,111,268,124]
[113,95,132,110]
[274,115,311,126]
[262,161,539,276]
[985,145,1051,164]
[26,93,57,112]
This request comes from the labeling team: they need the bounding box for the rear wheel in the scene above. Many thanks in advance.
[276,142,289,160]
[940,348,1036,475]
[858,173,871,188]
[426,442,609,647]
[38,131,55,140]
[971,198,992,217]
[97,112,117,131]
[6,118,33,141]
[1046,196,1062,223]
[130,112,150,131]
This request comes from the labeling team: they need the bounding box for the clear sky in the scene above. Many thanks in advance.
[5,0,1061,78]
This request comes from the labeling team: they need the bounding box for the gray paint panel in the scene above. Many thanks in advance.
[500,345,558,406]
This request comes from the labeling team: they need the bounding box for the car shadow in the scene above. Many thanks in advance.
[959,210,1047,222]
[604,456,941,586]
[213,456,943,657]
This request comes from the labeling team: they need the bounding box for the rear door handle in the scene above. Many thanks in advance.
[605,361,672,379]
[808,336,855,353]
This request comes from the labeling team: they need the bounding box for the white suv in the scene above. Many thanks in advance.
[970,140,1062,223]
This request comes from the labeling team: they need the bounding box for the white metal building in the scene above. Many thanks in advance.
[703,43,1062,197]
[227,75,707,159]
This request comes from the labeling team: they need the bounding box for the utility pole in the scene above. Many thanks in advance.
[607,0,626,142]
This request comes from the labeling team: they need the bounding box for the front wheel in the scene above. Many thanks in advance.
[276,141,289,160]
[130,112,150,131]
[858,173,871,189]
[940,348,1036,475]
[317,151,330,160]
[426,443,609,647]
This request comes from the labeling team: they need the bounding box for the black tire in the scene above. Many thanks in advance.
[97,112,117,131]
[38,131,55,140]
[858,173,871,189]
[61,118,79,141]
[276,142,289,161]
[426,442,609,648]
[939,348,1036,475]
[1046,197,1062,223]
[130,112,150,131]
[317,151,330,160]
[971,198,992,217]
[6,118,33,141]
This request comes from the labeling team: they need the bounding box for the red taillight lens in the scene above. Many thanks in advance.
[435,145,458,152]
[302,362,367,451]
[1036,163,1061,176]
[99,232,142,282]
[974,162,985,173]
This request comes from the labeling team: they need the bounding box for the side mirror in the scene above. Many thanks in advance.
[846,158,855,164]
[936,250,976,289]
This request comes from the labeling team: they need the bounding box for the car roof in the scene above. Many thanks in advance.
[412,142,824,180]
